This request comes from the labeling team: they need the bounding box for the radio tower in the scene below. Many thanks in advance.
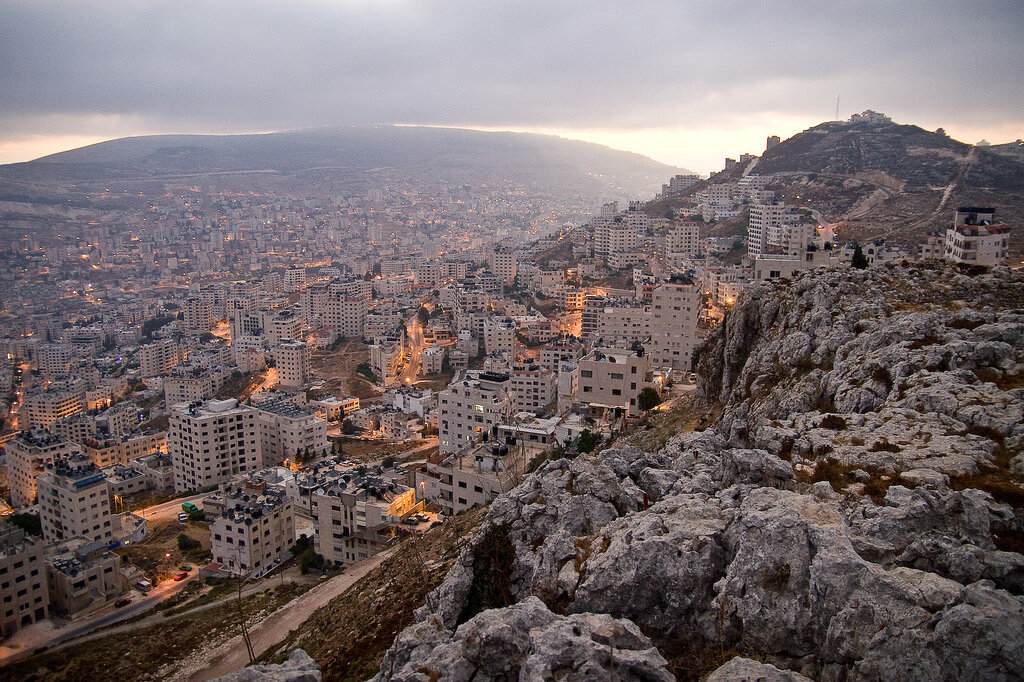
[835,95,841,121]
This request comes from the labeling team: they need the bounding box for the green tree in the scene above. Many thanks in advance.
[8,512,41,537]
[637,387,663,411]
[851,244,869,269]
[299,547,325,574]
[417,306,430,326]
[575,429,603,454]
[341,419,358,435]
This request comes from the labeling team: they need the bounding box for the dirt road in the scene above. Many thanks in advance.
[187,548,397,680]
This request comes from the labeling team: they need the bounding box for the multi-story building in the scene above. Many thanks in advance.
[482,317,516,357]
[7,430,81,507]
[322,296,367,339]
[538,337,583,371]
[417,443,517,517]
[944,207,1010,265]
[577,348,649,417]
[163,366,216,407]
[594,219,639,261]
[581,297,649,345]
[167,399,260,494]
[369,330,406,387]
[36,343,76,377]
[255,399,329,466]
[489,246,518,285]
[208,482,295,578]
[46,542,124,617]
[0,522,49,635]
[21,390,83,431]
[312,474,417,566]
[509,362,557,413]
[420,344,445,375]
[183,297,215,332]
[138,338,185,377]
[38,454,114,545]
[747,203,812,257]
[664,221,702,268]
[647,277,700,373]
[131,453,175,493]
[82,430,166,468]
[273,339,309,389]
[438,371,512,455]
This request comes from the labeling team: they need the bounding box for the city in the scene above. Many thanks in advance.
[0,2,1022,681]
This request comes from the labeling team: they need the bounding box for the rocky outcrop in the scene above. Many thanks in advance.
[215,649,321,682]
[374,264,1024,682]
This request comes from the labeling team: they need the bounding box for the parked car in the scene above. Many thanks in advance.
[114,597,132,608]
[173,571,189,581]
[177,512,188,523]
[178,564,193,571]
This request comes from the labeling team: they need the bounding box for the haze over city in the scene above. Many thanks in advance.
[1,0,1022,172]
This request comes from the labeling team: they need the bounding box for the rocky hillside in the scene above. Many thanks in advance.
[371,262,1024,681]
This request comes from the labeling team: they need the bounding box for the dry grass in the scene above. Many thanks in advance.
[1,583,308,682]
[260,508,486,682]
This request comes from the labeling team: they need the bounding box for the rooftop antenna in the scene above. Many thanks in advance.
[835,95,841,122]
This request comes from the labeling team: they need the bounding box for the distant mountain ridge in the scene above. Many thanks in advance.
[0,126,687,199]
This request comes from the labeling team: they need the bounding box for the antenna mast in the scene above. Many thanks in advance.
[835,95,840,121]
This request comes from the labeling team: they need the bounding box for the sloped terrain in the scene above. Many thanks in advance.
[372,262,1024,681]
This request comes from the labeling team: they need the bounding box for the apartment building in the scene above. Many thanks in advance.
[489,246,518,285]
[538,337,584,371]
[36,343,75,377]
[647,277,700,373]
[577,348,649,417]
[581,296,650,345]
[421,344,445,375]
[138,338,185,377]
[417,443,516,517]
[438,371,512,455]
[369,330,406,387]
[322,296,367,339]
[255,399,329,465]
[183,297,215,332]
[163,366,216,407]
[38,454,114,544]
[273,339,309,389]
[82,430,166,468]
[312,475,417,566]
[482,317,516,356]
[944,207,1010,265]
[747,203,812,257]
[21,390,83,431]
[46,543,123,617]
[594,219,639,260]
[209,483,295,578]
[0,522,49,636]
[509,362,557,413]
[8,430,81,507]
[167,399,260,494]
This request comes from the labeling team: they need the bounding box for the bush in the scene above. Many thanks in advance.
[8,512,41,537]
[820,414,847,430]
[291,534,314,557]
[177,533,201,551]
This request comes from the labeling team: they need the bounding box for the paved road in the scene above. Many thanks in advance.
[188,549,397,680]
[399,318,425,385]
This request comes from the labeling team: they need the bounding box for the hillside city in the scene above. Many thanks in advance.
[0,112,1016,675]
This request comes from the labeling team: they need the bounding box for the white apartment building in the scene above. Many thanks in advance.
[36,343,76,377]
[421,344,445,375]
[209,483,295,578]
[0,522,49,635]
[45,544,123,617]
[255,400,329,465]
[8,431,81,507]
[510,362,557,413]
[138,338,184,377]
[647,277,700,372]
[163,367,216,407]
[83,430,166,468]
[438,371,512,455]
[489,247,518,285]
[483,317,516,357]
[944,207,1010,266]
[370,331,406,387]
[273,339,309,389]
[417,443,518,517]
[183,297,215,332]
[322,296,367,339]
[21,390,83,431]
[577,348,649,417]
[285,267,307,291]
[312,475,417,566]
[38,454,114,544]
[167,399,260,494]
[594,219,639,261]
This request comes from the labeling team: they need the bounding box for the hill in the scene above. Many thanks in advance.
[0,126,686,200]
[372,262,1024,681]
[651,120,1024,258]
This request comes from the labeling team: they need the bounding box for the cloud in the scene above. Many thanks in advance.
[1,0,1021,169]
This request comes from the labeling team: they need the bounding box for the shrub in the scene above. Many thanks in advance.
[177,533,201,551]
[820,414,847,430]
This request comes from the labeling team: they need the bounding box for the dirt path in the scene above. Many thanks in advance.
[186,548,397,681]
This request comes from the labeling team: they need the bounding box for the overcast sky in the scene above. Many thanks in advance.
[1,1,1021,174]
